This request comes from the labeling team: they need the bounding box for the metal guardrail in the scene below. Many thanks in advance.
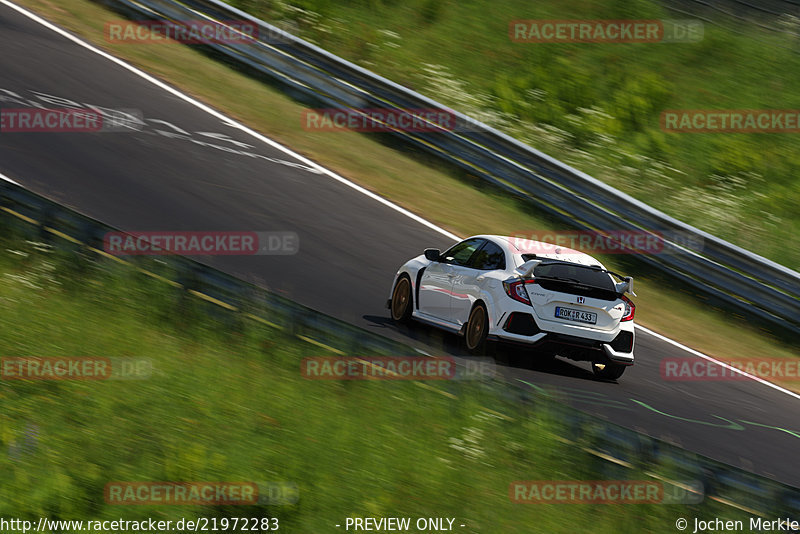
[99,0,800,335]
[1,154,798,514]
[518,394,800,517]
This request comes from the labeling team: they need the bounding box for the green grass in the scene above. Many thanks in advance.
[0,230,755,531]
[246,0,800,269]
[12,0,800,388]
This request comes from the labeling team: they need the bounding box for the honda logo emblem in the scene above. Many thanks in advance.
[577,296,585,304]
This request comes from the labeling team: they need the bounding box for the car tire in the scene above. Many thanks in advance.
[592,361,626,380]
[390,275,413,323]
[464,303,489,354]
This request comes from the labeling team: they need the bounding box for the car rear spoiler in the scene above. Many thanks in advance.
[514,259,541,279]
[615,277,636,297]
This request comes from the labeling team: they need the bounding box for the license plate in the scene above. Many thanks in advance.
[555,306,597,325]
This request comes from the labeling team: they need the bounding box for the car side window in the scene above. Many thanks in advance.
[470,241,506,270]
[442,238,484,267]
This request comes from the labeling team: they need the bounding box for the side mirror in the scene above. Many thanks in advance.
[424,248,441,262]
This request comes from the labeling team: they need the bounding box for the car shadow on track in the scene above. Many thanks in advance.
[363,314,465,354]
[491,343,598,382]
[363,314,605,383]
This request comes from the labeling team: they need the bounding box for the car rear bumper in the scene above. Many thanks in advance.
[603,343,634,365]
[490,311,635,363]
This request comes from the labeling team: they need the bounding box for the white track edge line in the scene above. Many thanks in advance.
[3,0,799,405]
[636,324,800,401]
[0,171,21,185]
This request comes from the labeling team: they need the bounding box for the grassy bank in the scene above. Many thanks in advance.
[234,0,800,269]
[0,232,749,532]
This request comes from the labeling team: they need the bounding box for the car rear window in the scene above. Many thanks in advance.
[533,262,617,300]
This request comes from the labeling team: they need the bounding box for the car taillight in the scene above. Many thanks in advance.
[504,279,536,305]
[621,295,635,321]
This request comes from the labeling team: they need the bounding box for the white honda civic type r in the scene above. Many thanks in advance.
[387,235,636,379]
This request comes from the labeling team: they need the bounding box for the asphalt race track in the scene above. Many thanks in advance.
[1,1,798,488]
